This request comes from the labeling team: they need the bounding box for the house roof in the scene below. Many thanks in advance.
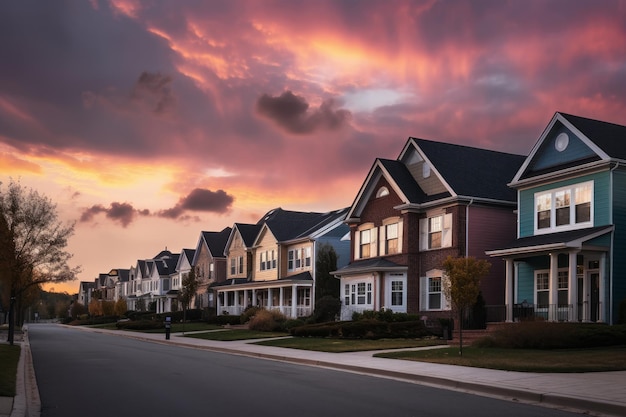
[331,258,407,276]
[259,208,342,242]
[236,223,263,247]
[512,112,626,184]
[377,159,429,203]
[486,225,614,257]
[155,253,180,276]
[411,138,526,202]
[201,227,232,257]
[560,113,626,160]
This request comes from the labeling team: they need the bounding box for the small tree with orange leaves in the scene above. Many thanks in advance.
[442,256,491,356]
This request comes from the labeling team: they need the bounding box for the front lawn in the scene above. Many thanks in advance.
[375,346,626,372]
[0,344,20,396]
[255,337,446,352]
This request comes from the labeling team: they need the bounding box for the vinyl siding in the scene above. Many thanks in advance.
[516,257,550,304]
[612,169,626,323]
[467,204,517,306]
[518,171,611,237]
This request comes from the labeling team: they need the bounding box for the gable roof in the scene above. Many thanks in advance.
[201,227,232,257]
[560,113,626,160]
[512,112,626,185]
[410,138,525,202]
[258,208,329,242]
[348,137,525,220]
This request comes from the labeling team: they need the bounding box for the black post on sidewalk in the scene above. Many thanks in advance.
[164,316,171,340]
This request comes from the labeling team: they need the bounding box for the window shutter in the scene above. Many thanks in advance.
[354,230,360,260]
[397,220,403,253]
[370,227,378,257]
[419,218,428,250]
[419,276,428,310]
[442,213,453,248]
[379,225,386,255]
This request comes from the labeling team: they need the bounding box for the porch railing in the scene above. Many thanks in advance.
[219,305,311,318]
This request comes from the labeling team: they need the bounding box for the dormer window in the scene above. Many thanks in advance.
[376,186,389,198]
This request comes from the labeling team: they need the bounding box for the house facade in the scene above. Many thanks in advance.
[214,208,350,318]
[191,228,231,309]
[333,138,525,320]
[487,113,626,324]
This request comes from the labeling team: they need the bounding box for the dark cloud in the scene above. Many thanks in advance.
[131,72,176,114]
[80,202,150,228]
[257,91,352,134]
[157,188,234,219]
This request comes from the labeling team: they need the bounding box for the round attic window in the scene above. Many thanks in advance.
[555,132,569,152]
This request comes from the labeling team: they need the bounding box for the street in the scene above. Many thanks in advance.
[28,324,581,417]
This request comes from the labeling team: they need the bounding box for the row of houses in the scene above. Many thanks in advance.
[79,112,626,325]
[77,207,351,318]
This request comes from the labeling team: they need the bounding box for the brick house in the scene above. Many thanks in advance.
[333,137,525,321]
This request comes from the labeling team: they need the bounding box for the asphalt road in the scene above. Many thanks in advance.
[27,324,581,417]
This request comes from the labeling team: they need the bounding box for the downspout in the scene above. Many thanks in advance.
[465,199,474,257]
[609,162,619,324]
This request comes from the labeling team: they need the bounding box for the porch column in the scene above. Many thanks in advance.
[568,251,578,322]
[243,289,249,309]
[505,259,514,322]
[549,253,559,321]
[268,288,273,309]
[234,289,239,313]
[252,289,256,307]
[599,252,606,323]
[291,285,297,318]
[583,268,591,322]
[279,287,284,315]
[216,291,221,314]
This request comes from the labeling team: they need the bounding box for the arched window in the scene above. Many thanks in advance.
[376,186,389,198]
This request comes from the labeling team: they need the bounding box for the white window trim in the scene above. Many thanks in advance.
[384,273,407,312]
[420,269,451,311]
[419,213,452,251]
[533,181,593,234]
[354,223,377,260]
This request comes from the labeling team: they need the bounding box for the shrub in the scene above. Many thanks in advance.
[290,319,430,339]
[240,306,262,324]
[207,315,242,326]
[116,320,164,330]
[312,296,341,323]
[473,322,626,349]
[351,309,421,323]
[248,309,286,332]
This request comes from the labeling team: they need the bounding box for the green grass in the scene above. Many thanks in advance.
[185,329,289,341]
[0,344,21,396]
[255,337,446,352]
[375,346,626,372]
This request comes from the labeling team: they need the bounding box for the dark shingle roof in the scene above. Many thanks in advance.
[413,138,526,202]
[235,223,263,247]
[490,226,613,253]
[261,208,331,241]
[202,227,232,257]
[560,113,626,160]
[332,258,406,275]
[181,248,196,264]
[378,159,429,203]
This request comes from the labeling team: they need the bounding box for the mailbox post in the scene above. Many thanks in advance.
[165,316,171,340]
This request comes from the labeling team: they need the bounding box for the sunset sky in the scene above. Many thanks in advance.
[2,0,626,294]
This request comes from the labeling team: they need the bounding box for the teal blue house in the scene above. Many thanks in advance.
[488,112,626,324]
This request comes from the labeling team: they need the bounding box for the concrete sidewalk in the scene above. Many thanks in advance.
[7,325,626,417]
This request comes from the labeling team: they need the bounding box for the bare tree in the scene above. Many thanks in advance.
[442,255,490,356]
[0,180,80,344]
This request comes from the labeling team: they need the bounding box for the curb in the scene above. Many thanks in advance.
[10,329,40,417]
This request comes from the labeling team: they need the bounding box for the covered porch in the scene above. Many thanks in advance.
[487,226,613,323]
[214,272,314,318]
